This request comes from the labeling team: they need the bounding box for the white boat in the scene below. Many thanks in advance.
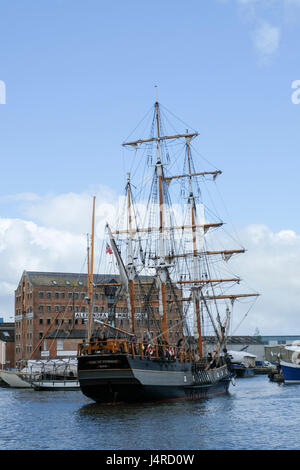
[227,350,256,378]
[0,370,35,388]
[0,358,78,389]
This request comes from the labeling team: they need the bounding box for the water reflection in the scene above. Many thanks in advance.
[76,397,219,450]
[78,397,209,420]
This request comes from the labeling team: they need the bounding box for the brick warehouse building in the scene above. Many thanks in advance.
[14,271,183,363]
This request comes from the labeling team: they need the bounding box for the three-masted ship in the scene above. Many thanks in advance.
[77,97,259,403]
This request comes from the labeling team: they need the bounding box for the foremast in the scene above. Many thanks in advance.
[105,175,138,335]
[126,173,136,334]
[87,196,96,343]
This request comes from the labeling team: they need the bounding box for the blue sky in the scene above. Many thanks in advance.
[0,0,299,230]
[0,0,300,333]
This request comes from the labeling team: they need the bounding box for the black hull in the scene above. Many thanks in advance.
[77,354,232,404]
[79,381,231,404]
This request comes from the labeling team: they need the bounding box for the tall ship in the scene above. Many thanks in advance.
[77,95,259,403]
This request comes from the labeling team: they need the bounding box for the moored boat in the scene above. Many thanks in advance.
[227,350,256,378]
[254,361,274,375]
[0,370,34,388]
[0,358,78,389]
[279,344,300,384]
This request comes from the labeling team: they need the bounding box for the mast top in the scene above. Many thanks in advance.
[154,85,158,103]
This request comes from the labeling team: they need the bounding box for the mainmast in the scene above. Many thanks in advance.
[155,100,168,342]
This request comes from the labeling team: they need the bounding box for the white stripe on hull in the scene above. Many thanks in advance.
[280,360,300,369]
[79,365,229,387]
[284,380,300,384]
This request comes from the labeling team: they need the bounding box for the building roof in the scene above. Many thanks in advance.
[46,329,86,339]
[202,336,263,345]
[47,331,264,344]
[25,271,119,287]
[0,323,14,342]
[24,271,153,288]
[46,328,129,340]
[227,336,263,344]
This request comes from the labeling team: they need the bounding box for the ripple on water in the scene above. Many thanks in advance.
[0,376,300,450]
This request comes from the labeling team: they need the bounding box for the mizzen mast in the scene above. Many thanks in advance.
[186,134,203,357]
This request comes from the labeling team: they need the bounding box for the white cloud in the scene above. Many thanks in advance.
[218,0,284,62]
[18,186,118,235]
[252,20,280,62]
[0,187,120,320]
[1,187,300,336]
[230,224,300,335]
[0,217,87,319]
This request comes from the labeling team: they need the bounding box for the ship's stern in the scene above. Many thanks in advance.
[77,353,143,403]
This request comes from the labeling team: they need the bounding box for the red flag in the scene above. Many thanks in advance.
[106,243,113,255]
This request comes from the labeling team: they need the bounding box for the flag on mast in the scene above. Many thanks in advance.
[106,243,113,255]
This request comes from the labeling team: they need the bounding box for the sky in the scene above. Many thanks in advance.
[0,0,300,335]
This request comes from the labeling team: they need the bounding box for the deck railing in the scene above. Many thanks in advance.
[77,339,215,365]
